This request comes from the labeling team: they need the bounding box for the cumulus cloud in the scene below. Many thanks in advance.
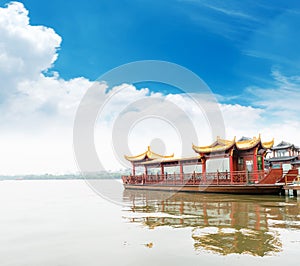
[0,2,90,174]
[220,103,265,138]
[94,85,217,171]
[0,2,62,100]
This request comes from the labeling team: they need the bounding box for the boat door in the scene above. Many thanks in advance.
[237,157,253,172]
[245,160,253,172]
[237,157,244,171]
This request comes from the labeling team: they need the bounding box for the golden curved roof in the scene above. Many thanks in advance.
[124,146,174,162]
[261,139,274,149]
[236,136,261,150]
[193,135,274,154]
[236,135,274,150]
[192,137,236,154]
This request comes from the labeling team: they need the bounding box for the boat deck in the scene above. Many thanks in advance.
[122,169,284,195]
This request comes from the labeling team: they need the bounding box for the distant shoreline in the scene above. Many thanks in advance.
[0,174,124,180]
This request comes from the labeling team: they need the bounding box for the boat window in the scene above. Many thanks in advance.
[206,158,229,173]
[183,164,202,173]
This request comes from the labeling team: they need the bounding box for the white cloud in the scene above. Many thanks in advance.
[220,103,265,138]
[246,70,300,120]
[208,70,300,145]
[0,2,90,174]
[0,2,62,99]
[94,86,216,171]
[239,70,300,145]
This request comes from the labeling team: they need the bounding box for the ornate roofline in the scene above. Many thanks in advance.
[235,135,261,150]
[192,137,236,154]
[124,146,174,162]
[271,140,294,150]
[261,139,274,149]
[193,135,274,154]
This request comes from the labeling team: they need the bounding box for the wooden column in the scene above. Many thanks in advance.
[144,166,148,183]
[229,151,234,183]
[161,163,164,181]
[180,163,184,184]
[132,163,136,176]
[253,147,258,182]
[202,157,206,183]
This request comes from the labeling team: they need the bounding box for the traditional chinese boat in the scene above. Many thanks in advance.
[121,136,284,195]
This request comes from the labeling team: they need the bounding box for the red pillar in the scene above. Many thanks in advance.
[230,154,234,183]
[202,157,206,183]
[262,152,265,171]
[144,166,148,183]
[229,148,234,183]
[180,163,183,184]
[132,164,136,176]
[161,164,164,181]
[253,147,258,182]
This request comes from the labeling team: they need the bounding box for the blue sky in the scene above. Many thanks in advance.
[2,0,299,100]
[0,1,300,174]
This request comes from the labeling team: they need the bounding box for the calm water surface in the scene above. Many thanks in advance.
[0,180,299,266]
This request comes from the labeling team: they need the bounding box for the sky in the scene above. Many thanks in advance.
[0,0,300,174]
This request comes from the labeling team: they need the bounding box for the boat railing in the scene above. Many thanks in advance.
[122,170,266,185]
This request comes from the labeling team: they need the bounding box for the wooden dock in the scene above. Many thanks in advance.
[283,184,300,197]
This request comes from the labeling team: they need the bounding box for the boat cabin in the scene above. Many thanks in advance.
[124,135,274,184]
[192,135,274,182]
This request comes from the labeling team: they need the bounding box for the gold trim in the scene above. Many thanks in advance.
[262,138,274,149]
[235,136,260,150]
[193,135,274,154]
[124,146,174,162]
[192,137,235,154]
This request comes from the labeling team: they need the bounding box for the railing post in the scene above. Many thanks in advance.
[285,174,287,186]
[230,167,234,184]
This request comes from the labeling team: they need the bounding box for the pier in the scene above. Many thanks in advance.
[283,184,300,197]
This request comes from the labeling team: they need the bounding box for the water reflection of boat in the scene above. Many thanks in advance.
[123,189,300,256]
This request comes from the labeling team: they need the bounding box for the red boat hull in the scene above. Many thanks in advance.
[123,183,283,195]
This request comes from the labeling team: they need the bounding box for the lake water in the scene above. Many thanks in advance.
[0,180,299,266]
